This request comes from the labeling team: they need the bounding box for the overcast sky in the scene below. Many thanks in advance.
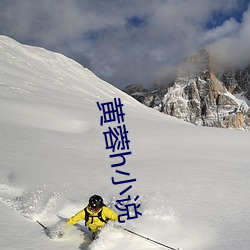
[0,0,249,89]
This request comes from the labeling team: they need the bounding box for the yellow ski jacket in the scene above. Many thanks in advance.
[67,206,118,233]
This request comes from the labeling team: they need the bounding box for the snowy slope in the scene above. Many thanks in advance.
[0,36,250,250]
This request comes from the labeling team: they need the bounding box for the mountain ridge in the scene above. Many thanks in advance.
[123,49,250,130]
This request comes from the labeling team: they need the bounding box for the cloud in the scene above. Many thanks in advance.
[209,4,250,69]
[200,18,240,45]
[0,0,249,88]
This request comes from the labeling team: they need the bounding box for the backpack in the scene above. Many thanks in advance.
[84,206,109,226]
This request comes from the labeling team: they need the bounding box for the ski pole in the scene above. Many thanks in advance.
[37,220,48,231]
[123,227,180,250]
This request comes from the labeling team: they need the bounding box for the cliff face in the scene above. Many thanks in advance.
[123,49,250,130]
[217,66,250,99]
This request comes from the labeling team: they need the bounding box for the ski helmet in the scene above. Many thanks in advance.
[89,195,104,211]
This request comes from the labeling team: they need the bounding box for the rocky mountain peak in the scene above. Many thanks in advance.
[177,49,210,78]
[123,49,250,130]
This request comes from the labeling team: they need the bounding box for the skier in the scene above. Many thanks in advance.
[66,194,118,239]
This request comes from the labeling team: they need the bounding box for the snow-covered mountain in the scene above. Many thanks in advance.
[1,36,250,250]
[124,49,250,130]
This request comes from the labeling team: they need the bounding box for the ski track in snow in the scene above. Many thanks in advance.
[0,181,62,221]
[0,179,212,250]
[0,99,91,134]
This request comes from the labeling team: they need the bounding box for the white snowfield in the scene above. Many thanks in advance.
[0,35,250,250]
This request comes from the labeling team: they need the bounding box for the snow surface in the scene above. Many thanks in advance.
[0,35,250,250]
